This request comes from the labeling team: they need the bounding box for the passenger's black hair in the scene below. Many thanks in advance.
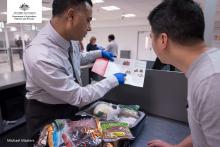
[148,0,205,45]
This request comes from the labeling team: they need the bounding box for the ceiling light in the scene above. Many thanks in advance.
[42,18,50,21]
[122,13,136,18]
[101,6,120,11]
[32,25,36,31]
[42,6,52,11]
[10,27,17,32]
[0,12,7,15]
[92,18,96,21]
[92,0,104,4]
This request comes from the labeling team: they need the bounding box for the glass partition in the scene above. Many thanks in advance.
[0,22,10,73]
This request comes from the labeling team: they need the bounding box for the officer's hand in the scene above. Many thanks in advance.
[114,73,126,85]
[101,50,116,61]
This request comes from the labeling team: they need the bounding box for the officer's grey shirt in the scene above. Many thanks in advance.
[106,40,118,56]
[186,48,220,147]
[23,23,118,107]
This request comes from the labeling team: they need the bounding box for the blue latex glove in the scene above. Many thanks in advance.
[101,50,115,61]
[114,73,127,85]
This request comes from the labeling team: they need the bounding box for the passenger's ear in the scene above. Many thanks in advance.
[159,33,168,51]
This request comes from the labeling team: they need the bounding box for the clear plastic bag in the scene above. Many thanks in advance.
[101,121,134,142]
[35,118,102,147]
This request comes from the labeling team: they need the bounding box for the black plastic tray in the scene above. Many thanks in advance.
[77,101,146,138]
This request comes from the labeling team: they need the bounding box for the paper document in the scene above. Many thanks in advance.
[92,58,147,87]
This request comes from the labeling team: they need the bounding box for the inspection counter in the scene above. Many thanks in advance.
[0,69,189,147]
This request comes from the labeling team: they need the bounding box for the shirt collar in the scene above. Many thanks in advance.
[41,22,70,51]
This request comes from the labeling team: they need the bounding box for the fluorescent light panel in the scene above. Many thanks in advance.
[42,18,50,21]
[122,13,136,18]
[10,27,17,32]
[42,6,52,11]
[32,25,36,31]
[92,0,104,4]
[101,6,120,11]
[0,11,7,15]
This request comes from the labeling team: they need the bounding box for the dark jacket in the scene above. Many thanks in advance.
[86,43,98,52]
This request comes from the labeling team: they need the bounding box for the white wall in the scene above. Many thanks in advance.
[83,25,151,59]
[83,23,220,60]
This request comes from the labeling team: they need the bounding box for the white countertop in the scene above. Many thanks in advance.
[0,71,26,90]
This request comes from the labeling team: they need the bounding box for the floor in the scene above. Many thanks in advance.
[0,115,190,147]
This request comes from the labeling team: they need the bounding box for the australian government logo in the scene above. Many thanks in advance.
[19,3,30,11]
[12,3,36,21]
[7,0,42,23]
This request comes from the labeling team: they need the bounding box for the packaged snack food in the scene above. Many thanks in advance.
[93,103,120,121]
[77,101,143,127]
[35,118,102,147]
[119,104,140,118]
[100,121,134,142]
